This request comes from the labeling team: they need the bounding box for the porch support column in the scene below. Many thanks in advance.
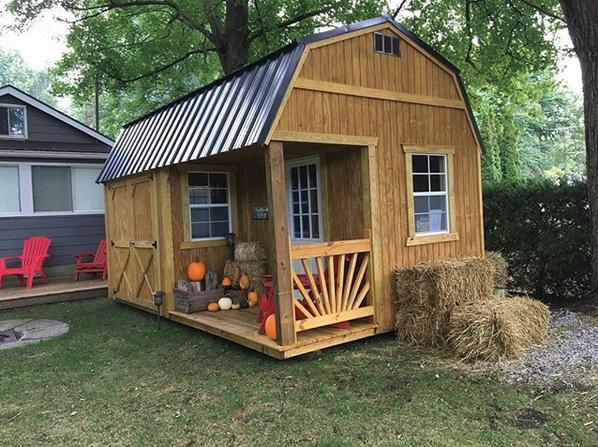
[264,141,296,346]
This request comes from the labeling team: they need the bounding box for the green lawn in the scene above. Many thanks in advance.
[0,299,595,446]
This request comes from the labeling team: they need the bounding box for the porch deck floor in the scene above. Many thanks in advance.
[0,278,107,310]
[169,307,377,359]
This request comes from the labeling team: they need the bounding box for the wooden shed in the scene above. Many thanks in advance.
[99,15,484,359]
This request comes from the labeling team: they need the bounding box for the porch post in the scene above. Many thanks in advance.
[264,141,296,346]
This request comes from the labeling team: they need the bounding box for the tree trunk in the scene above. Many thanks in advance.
[560,0,598,296]
[212,0,250,74]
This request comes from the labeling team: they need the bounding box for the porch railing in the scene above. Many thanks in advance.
[290,238,375,332]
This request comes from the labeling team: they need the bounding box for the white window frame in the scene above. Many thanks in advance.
[412,154,450,236]
[0,161,104,217]
[188,171,232,241]
[0,103,28,139]
[286,156,324,243]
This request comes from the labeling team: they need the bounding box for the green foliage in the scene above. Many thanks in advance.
[484,177,590,297]
[0,49,55,105]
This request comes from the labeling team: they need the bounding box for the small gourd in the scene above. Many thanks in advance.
[239,273,250,290]
[231,303,241,310]
[187,258,206,281]
[218,296,233,311]
[247,291,259,307]
[207,302,219,312]
[221,276,232,287]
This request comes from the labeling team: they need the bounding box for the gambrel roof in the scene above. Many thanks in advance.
[98,15,482,183]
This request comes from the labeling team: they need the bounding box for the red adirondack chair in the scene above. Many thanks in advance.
[0,236,51,289]
[74,240,107,281]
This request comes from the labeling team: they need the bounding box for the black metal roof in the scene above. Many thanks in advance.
[98,15,483,183]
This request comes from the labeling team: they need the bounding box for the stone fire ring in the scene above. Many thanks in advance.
[0,319,69,350]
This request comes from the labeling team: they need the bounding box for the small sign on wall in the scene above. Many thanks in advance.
[252,207,269,220]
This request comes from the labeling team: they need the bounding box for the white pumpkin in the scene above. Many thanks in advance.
[218,297,233,311]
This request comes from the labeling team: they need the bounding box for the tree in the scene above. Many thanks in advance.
[0,49,56,105]
[559,0,598,295]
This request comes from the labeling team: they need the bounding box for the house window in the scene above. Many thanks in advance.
[374,32,400,56]
[32,165,104,213]
[403,146,458,246]
[188,172,231,240]
[288,159,321,241]
[0,104,27,138]
[412,154,448,234]
[0,165,20,213]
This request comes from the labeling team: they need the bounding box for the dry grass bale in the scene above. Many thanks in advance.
[234,242,266,262]
[448,297,549,362]
[485,251,508,288]
[224,260,266,292]
[395,256,496,347]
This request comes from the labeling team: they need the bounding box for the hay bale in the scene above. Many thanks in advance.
[224,260,266,292]
[234,241,266,262]
[448,297,549,362]
[485,251,508,288]
[394,256,495,347]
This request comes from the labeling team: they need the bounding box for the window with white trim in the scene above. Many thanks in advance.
[0,165,20,213]
[411,154,449,234]
[188,172,231,240]
[0,104,26,138]
[374,32,400,56]
[288,160,322,241]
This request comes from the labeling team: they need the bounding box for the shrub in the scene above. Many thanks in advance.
[483,178,590,298]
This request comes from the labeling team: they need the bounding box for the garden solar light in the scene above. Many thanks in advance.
[153,291,164,329]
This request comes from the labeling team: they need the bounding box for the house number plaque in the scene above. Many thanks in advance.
[252,207,269,220]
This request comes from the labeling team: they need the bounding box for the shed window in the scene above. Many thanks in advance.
[287,159,322,241]
[374,32,400,56]
[0,104,26,138]
[0,165,20,213]
[411,154,448,234]
[188,172,231,240]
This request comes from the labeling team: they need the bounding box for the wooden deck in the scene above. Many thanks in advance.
[0,278,107,310]
[169,307,377,359]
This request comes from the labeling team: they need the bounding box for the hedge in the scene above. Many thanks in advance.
[483,178,590,298]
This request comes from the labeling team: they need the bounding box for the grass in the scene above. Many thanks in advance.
[0,298,596,446]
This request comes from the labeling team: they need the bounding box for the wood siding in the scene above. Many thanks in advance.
[274,26,484,332]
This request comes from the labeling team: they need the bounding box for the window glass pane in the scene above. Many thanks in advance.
[413,174,429,193]
[415,214,429,233]
[374,33,383,51]
[191,223,210,239]
[188,172,208,186]
[383,35,392,52]
[189,186,209,204]
[72,167,103,211]
[0,166,20,213]
[308,164,317,187]
[302,215,310,238]
[293,216,301,238]
[300,190,309,213]
[414,196,428,213]
[430,174,446,192]
[311,215,319,239]
[209,206,228,221]
[210,188,228,204]
[391,37,401,56]
[209,173,227,188]
[412,155,428,173]
[190,207,209,222]
[310,189,318,213]
[299,166,307,189]
[428,211,447,232]
[0,107,8,135]
[8,107,25,136]
[429,195,446,212]
[211,222,229,237]
[32,166,72,212]
[291,167,298,189]
[429,155,445,173]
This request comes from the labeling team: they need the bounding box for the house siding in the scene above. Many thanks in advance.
[0,214,105,266]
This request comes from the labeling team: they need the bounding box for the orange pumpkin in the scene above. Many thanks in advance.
[239,273,250,290]
[207,302,219,312]
[247,291,259,306]
[221,276,232,287]
[265,314,277,340]
[187,259,206,281]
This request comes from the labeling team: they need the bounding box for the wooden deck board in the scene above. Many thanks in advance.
[0,279,107,310]
[168,307,377,359]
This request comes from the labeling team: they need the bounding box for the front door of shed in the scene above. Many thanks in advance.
[107,176,160,311]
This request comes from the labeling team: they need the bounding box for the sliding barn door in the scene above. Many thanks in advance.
[105,175,161,311]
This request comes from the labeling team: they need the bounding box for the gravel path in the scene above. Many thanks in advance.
[498,310,598,388]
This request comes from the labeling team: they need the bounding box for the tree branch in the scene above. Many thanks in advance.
[518,0,566,23]
[248,7,328,41]
[392,0,409,19]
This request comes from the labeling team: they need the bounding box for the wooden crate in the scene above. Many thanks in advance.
[174,287,225,313]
